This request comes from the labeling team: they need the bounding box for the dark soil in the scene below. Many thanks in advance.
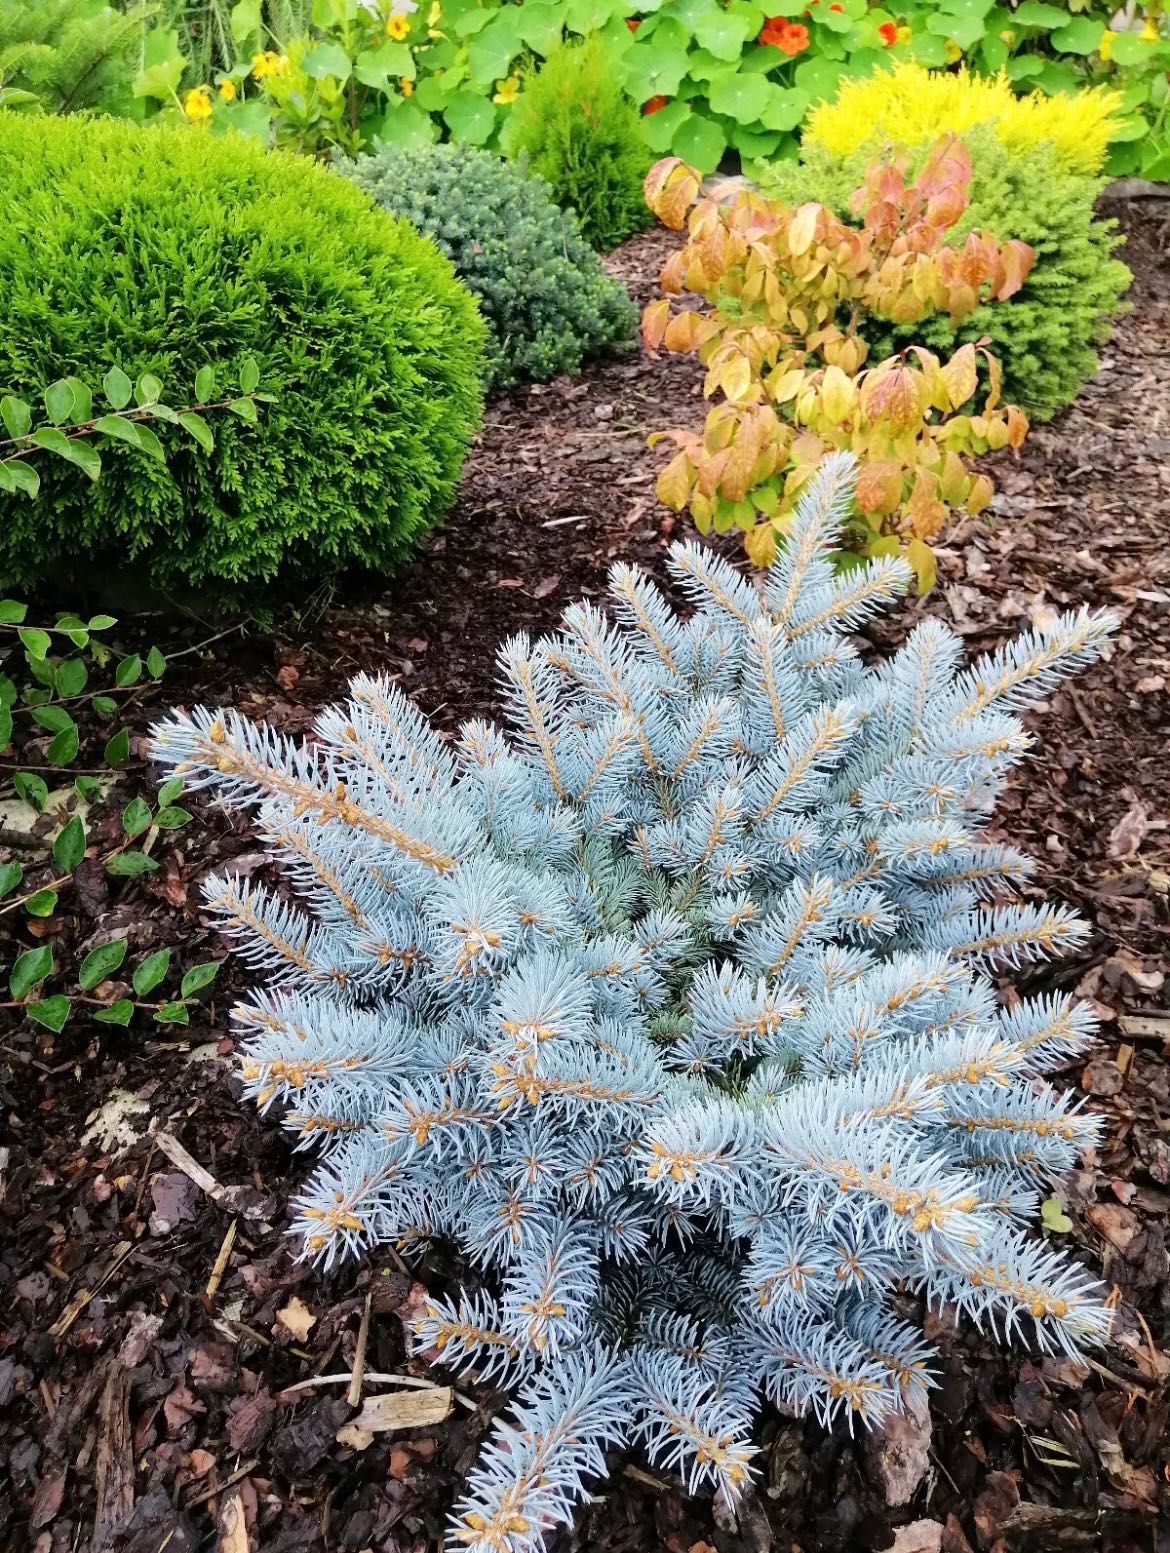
[2,204,1169,1553]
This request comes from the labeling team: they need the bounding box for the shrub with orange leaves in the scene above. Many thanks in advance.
[641,138,1033,589]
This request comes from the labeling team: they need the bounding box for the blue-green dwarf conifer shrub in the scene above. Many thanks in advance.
[152,455,1114,1551]
[0,113,485,592]
[343,143,637,391]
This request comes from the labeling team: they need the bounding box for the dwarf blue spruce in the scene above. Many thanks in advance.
[152,454,1114,1553]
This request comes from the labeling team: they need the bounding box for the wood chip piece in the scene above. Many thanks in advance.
[347,1386,453,1434]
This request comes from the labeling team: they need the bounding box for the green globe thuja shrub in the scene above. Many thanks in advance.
[344,143,637,391]
[0,112,486,593]
[501,33,652,252]
[760,127,1130,422]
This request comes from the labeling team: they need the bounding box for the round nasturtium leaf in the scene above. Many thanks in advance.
[693,10,753,60]
[370,99,438,149]
[624,38,692,98]
[516,1,566,55]
[1049,15,1106,53]
[759,85,809,132]
[671,111,728,172]
[639,95,692,152]
[443,91,498,144]
[706,67,772,123]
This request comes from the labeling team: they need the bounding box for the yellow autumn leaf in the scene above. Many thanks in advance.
[641,298,671,352]
[940,343,978,409]
[657,450,694,511]
[719,353,754,403]
[966,472,994,514]
[906,537,938,593]
[787,203,820,257]
[819,364,856,426]
[744,521,778,568]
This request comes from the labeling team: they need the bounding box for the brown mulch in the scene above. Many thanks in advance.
[2,204,1169,1553]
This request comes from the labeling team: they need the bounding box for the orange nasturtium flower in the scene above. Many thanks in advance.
[627,15,641,29]
[828,3,844,10]
[183,86,213,121]
[877,19,898,45]
[760,17,810,53]
[386,11,410,39]
[643,94,669,114]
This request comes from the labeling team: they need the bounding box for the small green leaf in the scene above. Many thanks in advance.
[14,772,48,811]
[0,860,23,896]
[65,377,93,423]
[44,379,76,425]
[133,947,171,996]
[94,998,135,1026]
[1041,1196,1074,1234]
[47,723,80,765]
[52,814,86,872]
[103,367,134,410]
[106,850,158,877]
[135,373,163,408]
[10,943,53,1000]
[80,937,130,991]
[228,398,258,424]
[24,889,58,918]
[104,728,131,767]
[115,655,142,688]
[8,461,39,498]
[75,776,103,802]
[154,1000,190,1026]
[239,357,261,393]
[18,627,51,661]
[28,428,102,480]
[154,805,191,830]
[0,704,11,752]
[28,995,70,1033]
[146,646,167,678]
[180,960,221,997]
[54,657,88,697]
[46,723,79,765]
[94,696,119,718]
[92,415,145,450]
[31,705,74,735]
[195,365,216,400]
[122,796,153,837]
[131,423,166,462]
[88,614,116,631]
[1,396,32,439]
[0,598,28,625]
[177,411,214,454]
[157,776,184,806]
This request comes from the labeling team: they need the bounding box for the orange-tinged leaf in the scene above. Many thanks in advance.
[641,298,671,353]
[1005,405,1028,448]
[940,343,978,410]
[861,365,925,436]
[787,202,820,258]
[995,238,1034,300]
[855,459,903,516]
[645,159,700,230]
[663,310,706,354]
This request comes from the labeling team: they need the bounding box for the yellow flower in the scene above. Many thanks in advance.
[427,1,442,23]
[999,27,1015,44]
[218,77,237,102]
[1139,17,1159,41]
[400,75,414,96]
[1099,27,1115,59]
[385,12,410,39]
[183,86,213,121]
[251,50,287,80]
[944,38,962,63]
[493,74,520,104]
[896,23,912,44]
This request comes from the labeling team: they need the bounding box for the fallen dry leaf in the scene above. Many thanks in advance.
[218,1490,251,1553]
[347,1386,453,1434]
[1107,797,1149,859]
[336,1423,375,1451]
[1086,1202,1141,1253]
[275,1296,316,1342]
